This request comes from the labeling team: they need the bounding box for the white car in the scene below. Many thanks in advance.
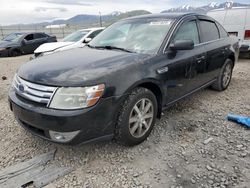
[207,7,250,58]
[33,27,105,58]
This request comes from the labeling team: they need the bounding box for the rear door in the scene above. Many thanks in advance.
[33,33,48,50]
[197,17,227,81]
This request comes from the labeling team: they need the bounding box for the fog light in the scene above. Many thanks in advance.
[49,130,80,143]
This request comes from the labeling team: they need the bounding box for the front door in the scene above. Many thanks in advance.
[22,34,35,54]
[158,18,207,104]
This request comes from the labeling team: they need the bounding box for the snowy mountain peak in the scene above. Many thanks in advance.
[110,11,122,16]
[208,2,219,8]
[162,1,250,14]
[225,1,234,8]
[181,5,191,10]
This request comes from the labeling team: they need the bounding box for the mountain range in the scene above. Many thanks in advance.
[162,1,250,14]
[8,10,150,28]
[5,1,250,27]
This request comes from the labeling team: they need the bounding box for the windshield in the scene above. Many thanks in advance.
[3,33,23,42]
[89,18,173,54]
[62,30,90,42]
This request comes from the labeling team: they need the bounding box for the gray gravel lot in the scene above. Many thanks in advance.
[0,55,249,188]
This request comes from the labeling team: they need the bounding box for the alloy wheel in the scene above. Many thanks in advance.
[129,98,154,138]
[222,63,232,88]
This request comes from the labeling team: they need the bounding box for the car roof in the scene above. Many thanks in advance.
[13,32,45,35]
[123,13,205,21]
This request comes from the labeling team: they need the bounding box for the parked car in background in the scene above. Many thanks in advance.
[0,32,57,57]
[9,13,239,146]
[207,7,250,58]
[33,27,105,58]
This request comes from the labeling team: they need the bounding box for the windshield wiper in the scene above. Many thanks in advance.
[88,45,134,53]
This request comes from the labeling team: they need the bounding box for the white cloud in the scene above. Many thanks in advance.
[0,0,175,25]
[0,0,249,25]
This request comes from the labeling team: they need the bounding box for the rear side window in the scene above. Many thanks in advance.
[34,33,46,39]
[172,20,200,45]
[216,23,228,38]
[199,20,219,42]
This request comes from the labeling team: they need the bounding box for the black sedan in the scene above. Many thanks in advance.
[0,32,57,57]
[9,13,239,146]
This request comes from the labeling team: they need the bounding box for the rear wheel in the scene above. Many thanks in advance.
[211,59,233,91]
[115,87,157,146]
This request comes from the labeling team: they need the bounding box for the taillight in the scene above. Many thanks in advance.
[244,30,250,40]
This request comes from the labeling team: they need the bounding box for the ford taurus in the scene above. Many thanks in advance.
[9,13,239,146]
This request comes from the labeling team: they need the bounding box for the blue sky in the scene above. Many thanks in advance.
[0,0,249,25]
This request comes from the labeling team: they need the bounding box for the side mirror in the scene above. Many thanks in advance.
[84,38,92,43]
[21,39,27,45]
[169,39,194,51]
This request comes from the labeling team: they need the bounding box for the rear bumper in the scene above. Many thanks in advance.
[9,88,122,145]
[240,44,250,53]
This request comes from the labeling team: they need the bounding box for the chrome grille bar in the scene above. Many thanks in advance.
[13,74,57,105]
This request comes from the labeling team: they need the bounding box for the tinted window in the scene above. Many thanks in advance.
[88,30,103,39]
[24,34,34,41]
[90,19,173,54]
[34,33,46,39]
[216,23,228,38]
[3,33,23,42]
[172,20,200,45]
[199,20,219,42]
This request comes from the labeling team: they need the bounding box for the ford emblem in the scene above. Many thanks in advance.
[18,84,25,93]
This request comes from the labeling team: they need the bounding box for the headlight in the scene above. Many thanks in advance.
[49,84,105,110]
[0,48,6,51]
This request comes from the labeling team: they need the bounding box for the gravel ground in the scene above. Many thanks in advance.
[0,55,249,188]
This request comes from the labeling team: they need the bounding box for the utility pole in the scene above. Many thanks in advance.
[99,11,103,27]
[0,25,3,39]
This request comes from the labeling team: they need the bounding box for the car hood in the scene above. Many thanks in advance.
[34,42,74,53]
[54,42,85,52]
[0,40,19,48]
[18,47,150,86]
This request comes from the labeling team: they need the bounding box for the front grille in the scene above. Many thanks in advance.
[13,75,57,106]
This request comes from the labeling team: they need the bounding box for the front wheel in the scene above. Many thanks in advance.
[211,59,233,91]
[115,87,157,146]
[9,49,21,57]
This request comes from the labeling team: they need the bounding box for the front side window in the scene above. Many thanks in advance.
[89,18,174,54]
[199,20,220,42]
[88,30,103,39]
[24,34,34,41]
[172,20,200,45]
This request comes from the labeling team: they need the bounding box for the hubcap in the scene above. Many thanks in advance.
[222,64,232,87]
[129,98,154,138]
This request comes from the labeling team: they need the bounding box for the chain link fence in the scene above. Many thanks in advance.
[0,24,101,40]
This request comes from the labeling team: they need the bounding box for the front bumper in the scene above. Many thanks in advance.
[9,88,120,145]
[0,49,9,57]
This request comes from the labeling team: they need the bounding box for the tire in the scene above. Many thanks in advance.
[211,59,233,91]
[115,87,157,146]
[9,49,21,57]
